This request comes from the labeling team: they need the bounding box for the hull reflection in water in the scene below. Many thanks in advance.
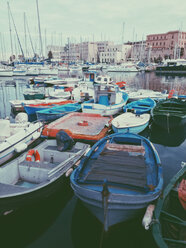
[71,198,158,248]
[149,123,186,147]
[0,182,73,247]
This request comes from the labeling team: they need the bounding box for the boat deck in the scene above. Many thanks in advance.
[44,113,111,136]
[81,144,150,191]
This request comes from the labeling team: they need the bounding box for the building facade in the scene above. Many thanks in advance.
[99,44,132,64]
[146,30,186,61]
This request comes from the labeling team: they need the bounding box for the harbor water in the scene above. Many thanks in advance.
[0,71,186,248]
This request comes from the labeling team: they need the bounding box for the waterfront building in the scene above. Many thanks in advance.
[47,42,97,63]
[47,41,132,64]
[126,41,146,62]
[146,30,186,62]
[99,44,132,64]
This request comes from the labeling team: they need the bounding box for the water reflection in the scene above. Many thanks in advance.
[0,72,185,248]
[149,123,186,147]
[0,72,186,120]
[0,181,73,248]
[107,71,186,95]
[71,199,157,248]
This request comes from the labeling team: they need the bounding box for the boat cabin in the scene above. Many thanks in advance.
[93,84,121,105]
[163,59,186,67]
[94,75,113,85]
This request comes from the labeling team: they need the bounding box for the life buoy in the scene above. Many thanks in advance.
[168,89,175,99]
[26,149,40,162]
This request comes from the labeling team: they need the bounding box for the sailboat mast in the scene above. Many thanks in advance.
[25,15,35,56]
[7,2,25,59]
[36,0,43,58]
[24,12,27,58]
[7,2,13,56]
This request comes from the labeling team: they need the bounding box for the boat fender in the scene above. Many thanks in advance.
[14,143,28,153]
[142,204,155,230]
[65,168,73,177]
[56,130,74,151]
[26,149,40,162]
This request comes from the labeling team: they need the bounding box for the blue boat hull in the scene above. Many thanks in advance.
[71,179,161,231]
[70,133,163,231]
[36,112,66,122]
[24,106,47,115]
[123,98,156,114]
[36,104,82,122]
[112,122,149,134]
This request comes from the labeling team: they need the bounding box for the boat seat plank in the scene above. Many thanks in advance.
[104,143,145,154]
[84,149,148,189]
[86,172,147,188]
[91,155,146,168]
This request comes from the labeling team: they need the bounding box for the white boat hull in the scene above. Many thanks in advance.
[82,103,125,116]
[0,122,43,165]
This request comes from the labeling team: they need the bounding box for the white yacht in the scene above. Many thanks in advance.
[0,68,13,77]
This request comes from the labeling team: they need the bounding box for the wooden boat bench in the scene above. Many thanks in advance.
[83,143,152,191]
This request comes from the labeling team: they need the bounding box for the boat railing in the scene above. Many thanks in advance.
[48,149,85,178]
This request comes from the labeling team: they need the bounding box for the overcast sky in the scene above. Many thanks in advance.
[0,0,186,58]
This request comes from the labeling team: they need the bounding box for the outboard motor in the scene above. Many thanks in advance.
[56,130,74,151]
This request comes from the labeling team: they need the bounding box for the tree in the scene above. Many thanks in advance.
[48,51,53,60]
[180,47,184,57]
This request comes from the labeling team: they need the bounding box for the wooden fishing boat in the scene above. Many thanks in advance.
[42,112,112,143]
[70,132,163,231]
[0,133,89,216]
[36,103,82,122]
[23,100,76,116]
[152,165,186,248]
[0,115,43,165]
[9,99,70,113]
[123,98,156,115]
[112,112,150,134]
[81,83,128,116]
[152,98,186,130]
[23,89,45,100]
